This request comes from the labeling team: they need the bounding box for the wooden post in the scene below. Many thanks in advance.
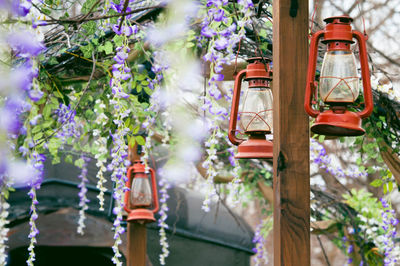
[128,222,147,266]
[127,144,147,266]
[272,1,310,266]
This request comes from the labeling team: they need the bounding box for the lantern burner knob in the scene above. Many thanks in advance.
[247,57,270,65]
[323,15,353,24]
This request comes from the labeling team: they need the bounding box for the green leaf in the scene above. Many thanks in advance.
[82,0,97,13]
[82,21,97,35]
[388,181,394,193]
[42,120,53,129]
[65,155,73,164]
[103,41,113,55]
[136,74,146,81]
[47,57,59,65]
[113,35,124,47]
[32,126,42,134]
[370,179,383,187]
[41,8,51,15]
[85,109,94,118]
[52,156,60,164]
[132,125,140,134]
[144,86,153,96]
[74,158,85,168]
[186,42,195,48]
[128,136,136,147]
[43,105,53,118]
[135,135,146,146]
[33,132,43,141]
[318,135,325,142]
[53,90,63,98]
[80,43,94,58]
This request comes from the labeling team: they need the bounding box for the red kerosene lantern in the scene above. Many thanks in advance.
[124,161,159,223]
[228,58,273,159]
[305,15,374,136]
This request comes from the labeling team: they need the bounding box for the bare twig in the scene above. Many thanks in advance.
[41,5,163,25]
[316,235,331,266]
[34,51,97,147]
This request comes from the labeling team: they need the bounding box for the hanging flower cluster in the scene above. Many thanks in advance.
[310,139,367,182]
[77,155,90,235]
[108,89,131,264]
[158,177,171,265]
[26,151,46,266]
[93,100,109,211]
[141,51,168,168]
[54,104,81,143]
[137,50,173,264]
[7,31,45,103]
[200,0,254,211]
[201,0,253,110]
[378,198,399,265]
[201,128,222,212]
[252,217,272,266]
[0,189,10,265]
[226,145,241,205]
[107,2,136,264]
[340,235,354,265]
[343,189,400,265]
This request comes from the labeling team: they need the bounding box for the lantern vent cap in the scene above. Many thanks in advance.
[323,15,353,24]
[244,57,272,81]
[132,160,146,173]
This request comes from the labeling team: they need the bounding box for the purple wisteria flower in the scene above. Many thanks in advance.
[26,151,46,265]
[379,198,399,266]
[252,219,270,265]
[6,30,45,102]
[54,104,81,143]
[310,139,368,181]
[77,156,90,235]
[158,177,171,265]
[7,31,45,58]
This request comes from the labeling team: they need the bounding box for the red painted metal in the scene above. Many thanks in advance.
[236,134,273,159]
[228,57,273,159]
[304,15,373,136]
[124,161,159,223]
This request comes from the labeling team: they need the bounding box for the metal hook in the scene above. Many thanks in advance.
[289,0,298,18]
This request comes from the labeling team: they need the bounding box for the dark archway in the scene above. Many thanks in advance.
[7,246,122,266]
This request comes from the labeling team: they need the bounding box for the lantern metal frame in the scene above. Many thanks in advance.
[228,57,273,159]
[124,160,159,223]
[304,15,374,136]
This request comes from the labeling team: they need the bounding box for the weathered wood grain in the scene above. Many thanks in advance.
[128,144,147,266]
[272,1,310,265]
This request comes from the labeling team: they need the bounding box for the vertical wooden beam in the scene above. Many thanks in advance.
[128,144,147,266]
[128,222,147,266]
[272,1,310,266]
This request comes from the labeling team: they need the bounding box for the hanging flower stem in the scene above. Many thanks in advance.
[77,155,90,235]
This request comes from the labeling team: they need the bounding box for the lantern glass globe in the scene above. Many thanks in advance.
[319,50,359,103]
[130,174,152,207]
[239,86,273,133]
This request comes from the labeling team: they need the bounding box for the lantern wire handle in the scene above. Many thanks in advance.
[309,0,319,37]
[229,69,247,145]
[353,31,373,118]
[123,166,135,213]
[233,38,242,77]
[356,0,367,36]
[149,168,159,213]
